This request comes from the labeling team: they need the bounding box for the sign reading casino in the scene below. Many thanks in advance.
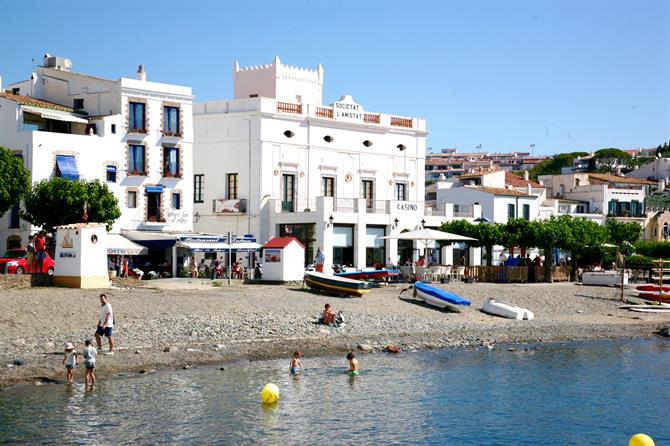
[332,95,364,123]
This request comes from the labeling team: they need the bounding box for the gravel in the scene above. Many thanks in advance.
[0,280,667,388]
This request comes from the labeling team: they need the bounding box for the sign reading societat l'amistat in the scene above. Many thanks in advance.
[332,95,364,123]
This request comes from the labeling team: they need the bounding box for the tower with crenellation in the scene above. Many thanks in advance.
[233,56,324,105]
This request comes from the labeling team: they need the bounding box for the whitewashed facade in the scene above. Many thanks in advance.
[0,56,193,263]
[194,57,451,269]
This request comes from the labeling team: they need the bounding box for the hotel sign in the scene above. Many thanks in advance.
[332,95,364,123]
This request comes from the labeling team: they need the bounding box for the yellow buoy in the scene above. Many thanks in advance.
[260,383,279,404]
[629,433,655,446]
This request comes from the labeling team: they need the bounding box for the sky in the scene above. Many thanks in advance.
[0,0,668,156]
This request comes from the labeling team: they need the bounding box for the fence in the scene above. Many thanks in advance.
[459,265,571,283]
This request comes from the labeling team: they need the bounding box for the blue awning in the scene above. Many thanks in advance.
[56,155,79,181]
[145,185,164,193]
[106,165,117,173]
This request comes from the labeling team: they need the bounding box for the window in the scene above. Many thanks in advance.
[362,179,374,210]
[365,226,386,267]
[73,98,84,109]
[163,146,180,177]
[395,182,407,201]
[146,190,163,222]
[283,130,294,138]
[227,173,239,199]
[163,106,180,135]
[106,165,117,183]
[322,176,335,197]
[522,204,530,220]
[281,174,296,212]
[194,174,204,203]
[128,191,137,208]
[11,88,19,95]
[323,135,334,143]
[129,102,146,132]
[363,140,373,147]
[249,94,258,98]
[111,124,117,134]
[507,203,516,220]
[9,202,20,229]
[172,193,181,210]
[55,155,79,180]
[128,144,145,175]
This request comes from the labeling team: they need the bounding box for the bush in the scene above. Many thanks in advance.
[633,241,670,259]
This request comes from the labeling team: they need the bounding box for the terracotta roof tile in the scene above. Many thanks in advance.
[588,173,655,185]
[262,236,305,249]
[505,171,543,188]
[465,186,532,197]
[0,92,77,113]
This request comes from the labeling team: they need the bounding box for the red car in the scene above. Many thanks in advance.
[0,248,55,275]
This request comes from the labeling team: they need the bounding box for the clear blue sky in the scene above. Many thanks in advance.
[1,0,668,156]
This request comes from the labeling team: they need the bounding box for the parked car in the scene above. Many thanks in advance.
[0,248,55,275]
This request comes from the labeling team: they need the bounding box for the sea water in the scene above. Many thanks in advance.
[1,338,669,445]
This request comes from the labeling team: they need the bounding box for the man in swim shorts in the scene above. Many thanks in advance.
[289,351,302,375]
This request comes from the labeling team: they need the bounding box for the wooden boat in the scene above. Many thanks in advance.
[335,269,400,281]
[636,285,670,292]
[636,293,670,303]
[304,271,372,297]
[413,281,471,312]
[481,298,534,320]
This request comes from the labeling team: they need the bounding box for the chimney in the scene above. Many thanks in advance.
[137,65,146,81]
[523,171,529,181]
[527,184,532,196]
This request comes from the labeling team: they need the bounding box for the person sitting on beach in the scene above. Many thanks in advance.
[289,351,302,375]
[346,352,359,376]
[320,303,336,325]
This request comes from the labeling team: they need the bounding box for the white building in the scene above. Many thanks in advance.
[0,55,193,274]
[193,57,452,269]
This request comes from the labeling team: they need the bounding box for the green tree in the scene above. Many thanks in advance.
[531,217,569,283]
[439,219,504,265]
[559,216,607,281]
[587,148,632,173]
[524,151,589,180]
[604,218,642,245]
[22,178,121,234]
[0,146,31,216]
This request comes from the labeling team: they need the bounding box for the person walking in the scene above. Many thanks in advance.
[314,247,325,273]
[34,231,46,273]
[95,293,114,355]
[82,339,97,387]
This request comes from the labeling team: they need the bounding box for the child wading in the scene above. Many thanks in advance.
[83,339,97,387]
[63,342,79,384]
[346,352,359,376]
[289,351,302,375]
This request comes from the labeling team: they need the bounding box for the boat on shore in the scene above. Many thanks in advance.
[335,269,400,281]
[304,271,372,297]
[413,281,471,312]
[481,298,534,320]
[635,285,670,292]
[635,293,670,303]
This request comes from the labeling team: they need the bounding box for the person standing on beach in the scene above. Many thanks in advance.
[314,247,325,273]
[63,342,79,384]
[346,352,359,375]
[34,231,46,273]
[189,254,198,278]
[95,294,114,354]
[83,339,97,386]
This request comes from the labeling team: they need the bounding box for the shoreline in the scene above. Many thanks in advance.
[1,281,668,389]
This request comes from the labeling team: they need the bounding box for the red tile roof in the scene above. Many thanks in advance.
[505,171,543,188]
[0,91,77,113]
[262,236,305,249]
[466,186,532,197]
[587,173,655,185]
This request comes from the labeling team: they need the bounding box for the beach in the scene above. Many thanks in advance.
[0,280,667,388]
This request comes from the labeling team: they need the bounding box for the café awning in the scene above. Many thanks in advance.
[106,233,148,255]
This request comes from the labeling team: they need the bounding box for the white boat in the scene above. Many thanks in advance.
[581,271,628,287]
[481,298,534,320]
[628,307,670,313]
[619,303,670,313]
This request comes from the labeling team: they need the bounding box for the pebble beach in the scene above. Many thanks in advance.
[1,280,668,388]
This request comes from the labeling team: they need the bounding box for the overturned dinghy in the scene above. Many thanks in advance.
[482,298,534,320]
[413,281,471,312]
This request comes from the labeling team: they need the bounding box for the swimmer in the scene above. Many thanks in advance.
[346,352,359,376]
[289,351,302,375]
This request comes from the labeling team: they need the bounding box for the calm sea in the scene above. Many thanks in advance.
[1,338,669,445]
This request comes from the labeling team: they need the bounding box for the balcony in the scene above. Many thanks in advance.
[276,102,302,114]
[390,117,413,128]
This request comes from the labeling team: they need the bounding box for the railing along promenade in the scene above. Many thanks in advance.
[461,265,571,283]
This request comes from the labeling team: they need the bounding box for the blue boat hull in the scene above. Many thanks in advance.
[414,281,471,312]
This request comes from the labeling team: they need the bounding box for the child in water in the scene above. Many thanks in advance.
[63,342,79,384]
[83,339,97,387]
[346,352,359,376]
[289,351,302,375]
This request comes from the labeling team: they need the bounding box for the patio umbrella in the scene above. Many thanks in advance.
[380,228,477,258]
